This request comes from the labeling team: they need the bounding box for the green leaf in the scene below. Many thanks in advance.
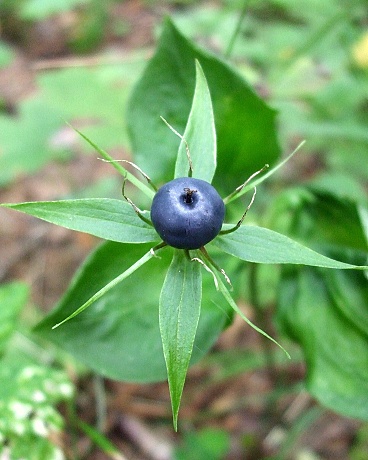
[127,18,280,186]
[2,199,159,244]
[324,269,368,339]
[159,250,202,430]
[309,172,367,204]
[35,242,231,382]
[265,189,368,255]
[276,267,368,421]
[302,191,368,253]
[174,61,216,182]
[214,225,368,270]
[0,282,28,354]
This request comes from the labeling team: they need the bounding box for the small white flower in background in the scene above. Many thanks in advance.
[32,418,49,437]
[9,401,32,419]
[32,390,46,403]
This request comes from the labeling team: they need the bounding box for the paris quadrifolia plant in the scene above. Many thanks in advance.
[3,62,367,430]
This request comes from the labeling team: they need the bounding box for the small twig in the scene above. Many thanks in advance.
[119,415,173,460]
[31,50,152,71]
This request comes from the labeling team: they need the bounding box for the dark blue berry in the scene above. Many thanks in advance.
[150,177,225,249]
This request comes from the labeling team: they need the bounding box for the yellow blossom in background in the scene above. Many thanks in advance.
[352,32,368,68]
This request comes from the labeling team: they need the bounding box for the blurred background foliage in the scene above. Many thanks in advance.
[0,0,367,459]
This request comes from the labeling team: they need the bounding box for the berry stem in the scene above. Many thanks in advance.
[122,176,154,227]
[220,187,257,235]
[160,116,193,177]
[199,246,232,287]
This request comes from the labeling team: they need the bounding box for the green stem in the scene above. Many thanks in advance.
[249,263,283,434]
[66,398,82,460]
[93,375,107,432]
[225,1,249,59]
[249,263,277,381]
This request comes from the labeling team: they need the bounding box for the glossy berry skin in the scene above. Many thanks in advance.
[150,177,225,249]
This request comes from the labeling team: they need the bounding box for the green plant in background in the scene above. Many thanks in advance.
[0,0,135,188]
[0,58,144,188]
[173,0,368,182]
[2,19,367,431]
[174,427,230,460]
[0,0,124,54]
[0,0,92,20]
[0,282,74,459]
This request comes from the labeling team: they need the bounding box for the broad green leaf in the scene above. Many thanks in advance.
[160,250,202,430]
[174,61,216,182]
[35,242,231,382]
[2,199,158,244]
[265,189,368,255]
[0,282,28,354]
[301,191,368,253]
[276,267,368,421]
[309,172,367,204]
[323,269,368,340]
[214,225,368,270]
[127,18,280,186]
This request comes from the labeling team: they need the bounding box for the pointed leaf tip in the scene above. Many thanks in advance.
[159,250,202,430]
[174,59,216,182]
